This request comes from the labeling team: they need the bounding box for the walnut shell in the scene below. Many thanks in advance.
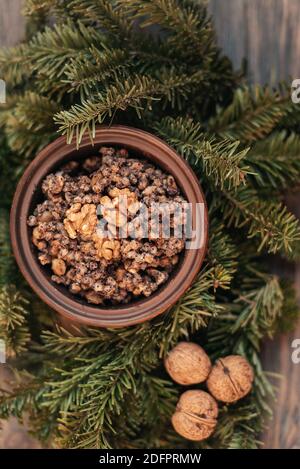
[172,390,218,441]
[207,355,254,403]
[165,342,211,385]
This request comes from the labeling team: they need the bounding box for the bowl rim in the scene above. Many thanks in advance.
[10,125,208,327]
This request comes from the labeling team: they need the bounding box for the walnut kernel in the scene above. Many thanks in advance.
[63,203,97,240]
[93,235,121,261]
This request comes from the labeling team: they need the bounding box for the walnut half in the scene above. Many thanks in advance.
[63,203,97,240]
[100,188,140,228]
[93,234,121,261]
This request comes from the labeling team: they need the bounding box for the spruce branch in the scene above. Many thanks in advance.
[275,281,300,333]
[0,373,41,419]
[27,21,106,81]
[154,116,250,189]
[279,102,300,133]
[23,0,79,24]
[64,47,130,98]
[0,209,18,285]
[70,0,133,41]
[208,400,260,449]
[23,0,54,17]
[207,218,239,290]
[208,269,285,353]
[0,44,30,86]
[220,187,300,256]
[232,272,284,338]
[55,75,159,145]
[4,92,60,157]
[0,286,31,358]
[246,131,300,190]
[210,86,289,143]
[54,71,206,145]
[122,0,213,60]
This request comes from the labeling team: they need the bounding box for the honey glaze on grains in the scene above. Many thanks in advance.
[27,146,188,306]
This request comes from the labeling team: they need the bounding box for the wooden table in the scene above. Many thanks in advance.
[1,0,300,449]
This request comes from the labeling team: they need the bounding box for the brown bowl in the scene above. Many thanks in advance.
[10,126,208,328]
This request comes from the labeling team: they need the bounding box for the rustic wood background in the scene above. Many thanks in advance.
[1,0,300,449]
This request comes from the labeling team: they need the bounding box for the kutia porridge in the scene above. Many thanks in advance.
[28,147,188,305]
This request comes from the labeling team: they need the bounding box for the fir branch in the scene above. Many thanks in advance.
[220,187,300,256]
[210,86,289,143]
[0,268,221,448]
[0,0,298,450]
[207,218,239,290]
[55,71,206,145]
[154,116,250,189]
[23,0,79,24]
[0,376,40,419]
[54,75,159,145]
[0,136,21,208]
[4,92,60,157]
[279,102,300,133]
[64,47,130,97]
[27,21,107,87]
[208,400,261,449]
[123,0,213,60]
[208,269,285,352]
[70,0,133,41]
[0,209,18,285]
[0,44,30,87]
[0,286,31,358]
[275,280,300,333]
[23,0,54,17]
[232,272,284,338]
[246,131,300,190]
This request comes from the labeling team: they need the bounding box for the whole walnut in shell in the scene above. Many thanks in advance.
[172,390,218,441]
[207,355,254,403]
[165,342,211,385]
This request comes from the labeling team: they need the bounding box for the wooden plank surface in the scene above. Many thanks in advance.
[0,0,24,46]
[209,0,300,85]
[1,0,300,449]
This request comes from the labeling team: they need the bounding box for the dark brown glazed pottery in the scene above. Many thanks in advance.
[10,126,208,328]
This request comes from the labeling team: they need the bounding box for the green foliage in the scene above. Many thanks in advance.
[275,280,300,333]
[55,75,160,144]
[70,0,134,41]
[246,131,300,190]
[210,85,290,143]
[4,92,60,157]
[0,44,29,87]
[0,286,31,357]
[220,187,300,256]
[0,208,20,287]
[124,0,211,56]
[0,0,300,450]
[154,116,250,189]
